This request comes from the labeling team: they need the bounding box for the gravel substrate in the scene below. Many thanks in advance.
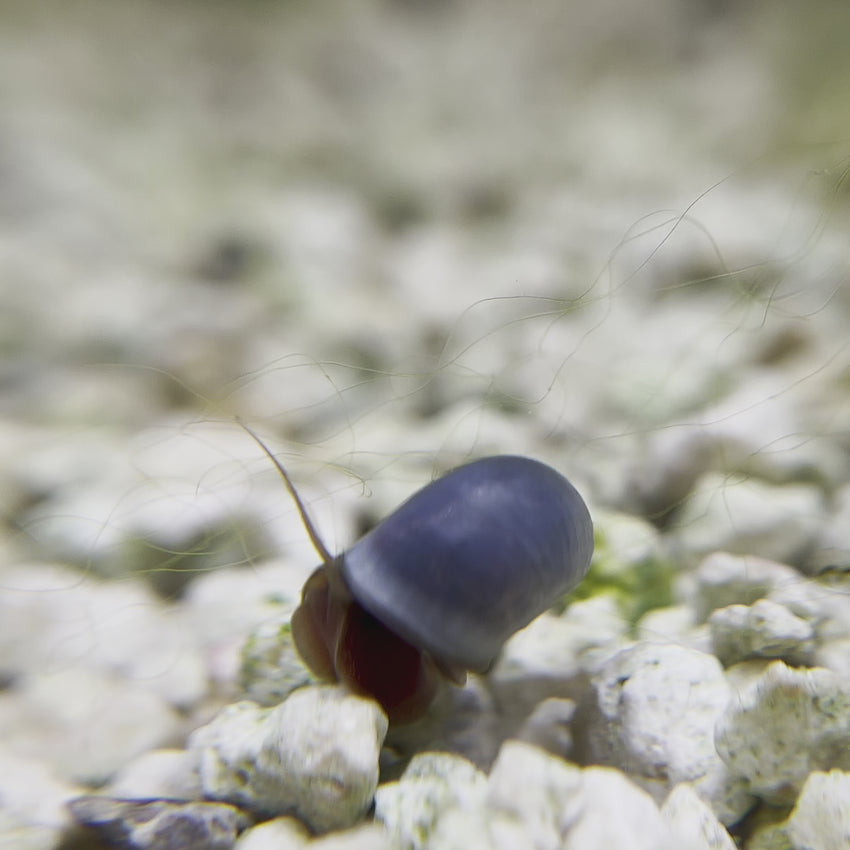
[2,2,850,849]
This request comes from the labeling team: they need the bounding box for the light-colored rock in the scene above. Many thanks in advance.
[496,596,628,681]
[716,661,850,805]
[106,749,203,801]
[233,816,310,850]
[182,558,308,688]
[0,749,80,837]
[623,428,717,522]
[591,509,663,569]
[0,668,182,785]
[375,751,488,850]
[563,767,678,850]
[812,482,850,572]
[769,574,850,643]
[415,744,680,850]
[382,674,500,773]
[558,595,632,673]
[515,697,577,760]
[238,615,313,707]
[309,823,395,849]
[492,613,583,684]
[671,476,822,566]
[636,605,711,653]
[708,598,815,666]
[746,769,850,850]
[586,641,751,823]
[18,422,276,593]
[784,769,850,850]
[661,783,737,850]
[690,552,802,622]
[0,562,207,709]
[721,659,773,694]
[0,812,62,850]
[815,637,850,681]
[424,804,499,850]
[490,596,628,724]
[190,687,388,832]
[68,796,246,850]
[626,371,846,521]
[486,740,584,850]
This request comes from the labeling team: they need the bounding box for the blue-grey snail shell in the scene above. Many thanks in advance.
[243,426,593,724]
[340,455,593,673]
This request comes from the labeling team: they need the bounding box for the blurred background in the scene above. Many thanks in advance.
[1,0,849,582]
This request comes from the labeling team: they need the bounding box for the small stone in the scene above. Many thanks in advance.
[106,749,203,801]
[190,687,387,832]
[769,574,850,643]
[375,752,488,850]
[67,796,246,850]
[309,823,395,849]
[422,804,499,850]
[238,615,312,707]
[661,784,737,850]
[0,749,80,834]
[623,428,716,522]
[709,599,815,666]
[591,509,663,571]
[812,482,850,572]
[563,767,678,850]
[784,769,850,849]
[516,697,577,760]
[715,661,850,805]
[815,637,850,681]
[558,595,631,673]
[0,668,182,785]
[585,641,751,823]
[490,597,627,724]
[382,675,499,772]
[691,552,801,622]
[671,476,822,566]
[233,816,309,850]
[486,740,583,849]
[0,562,207,709]
[0,812,61,850]
[636,605,710,653]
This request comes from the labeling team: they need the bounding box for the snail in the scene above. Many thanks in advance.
[243,424,593,723]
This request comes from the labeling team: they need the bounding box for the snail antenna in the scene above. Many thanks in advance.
[237,419,335,565]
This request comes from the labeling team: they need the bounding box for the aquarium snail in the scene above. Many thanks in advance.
[243,425,593,723]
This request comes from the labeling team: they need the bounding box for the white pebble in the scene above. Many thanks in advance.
[716,661,850,805]
[709,598,815,666]
[671,476,822,566]
[190,687,387,832]
[486,740,584,850]
[661,784,737,850]
[691,551,801,622]
[309,823,395,849]
[375,752,488,850]
[106,749,203,801]
[563,767,678,850]
[0,749,80,832]
[785,770,850,850]
[233,816,310,850]
[586,641,751,823]
[0,668,182,785]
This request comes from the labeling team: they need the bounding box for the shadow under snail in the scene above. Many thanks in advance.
[244,425,594,723]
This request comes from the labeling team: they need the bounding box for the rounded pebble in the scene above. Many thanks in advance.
[715,661,850,805]
[190,687,388,832]
[708,598,815,667]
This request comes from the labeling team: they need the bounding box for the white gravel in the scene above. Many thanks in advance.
[2,1,850,848]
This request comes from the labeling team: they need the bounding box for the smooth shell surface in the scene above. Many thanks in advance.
[341,455,593,672]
